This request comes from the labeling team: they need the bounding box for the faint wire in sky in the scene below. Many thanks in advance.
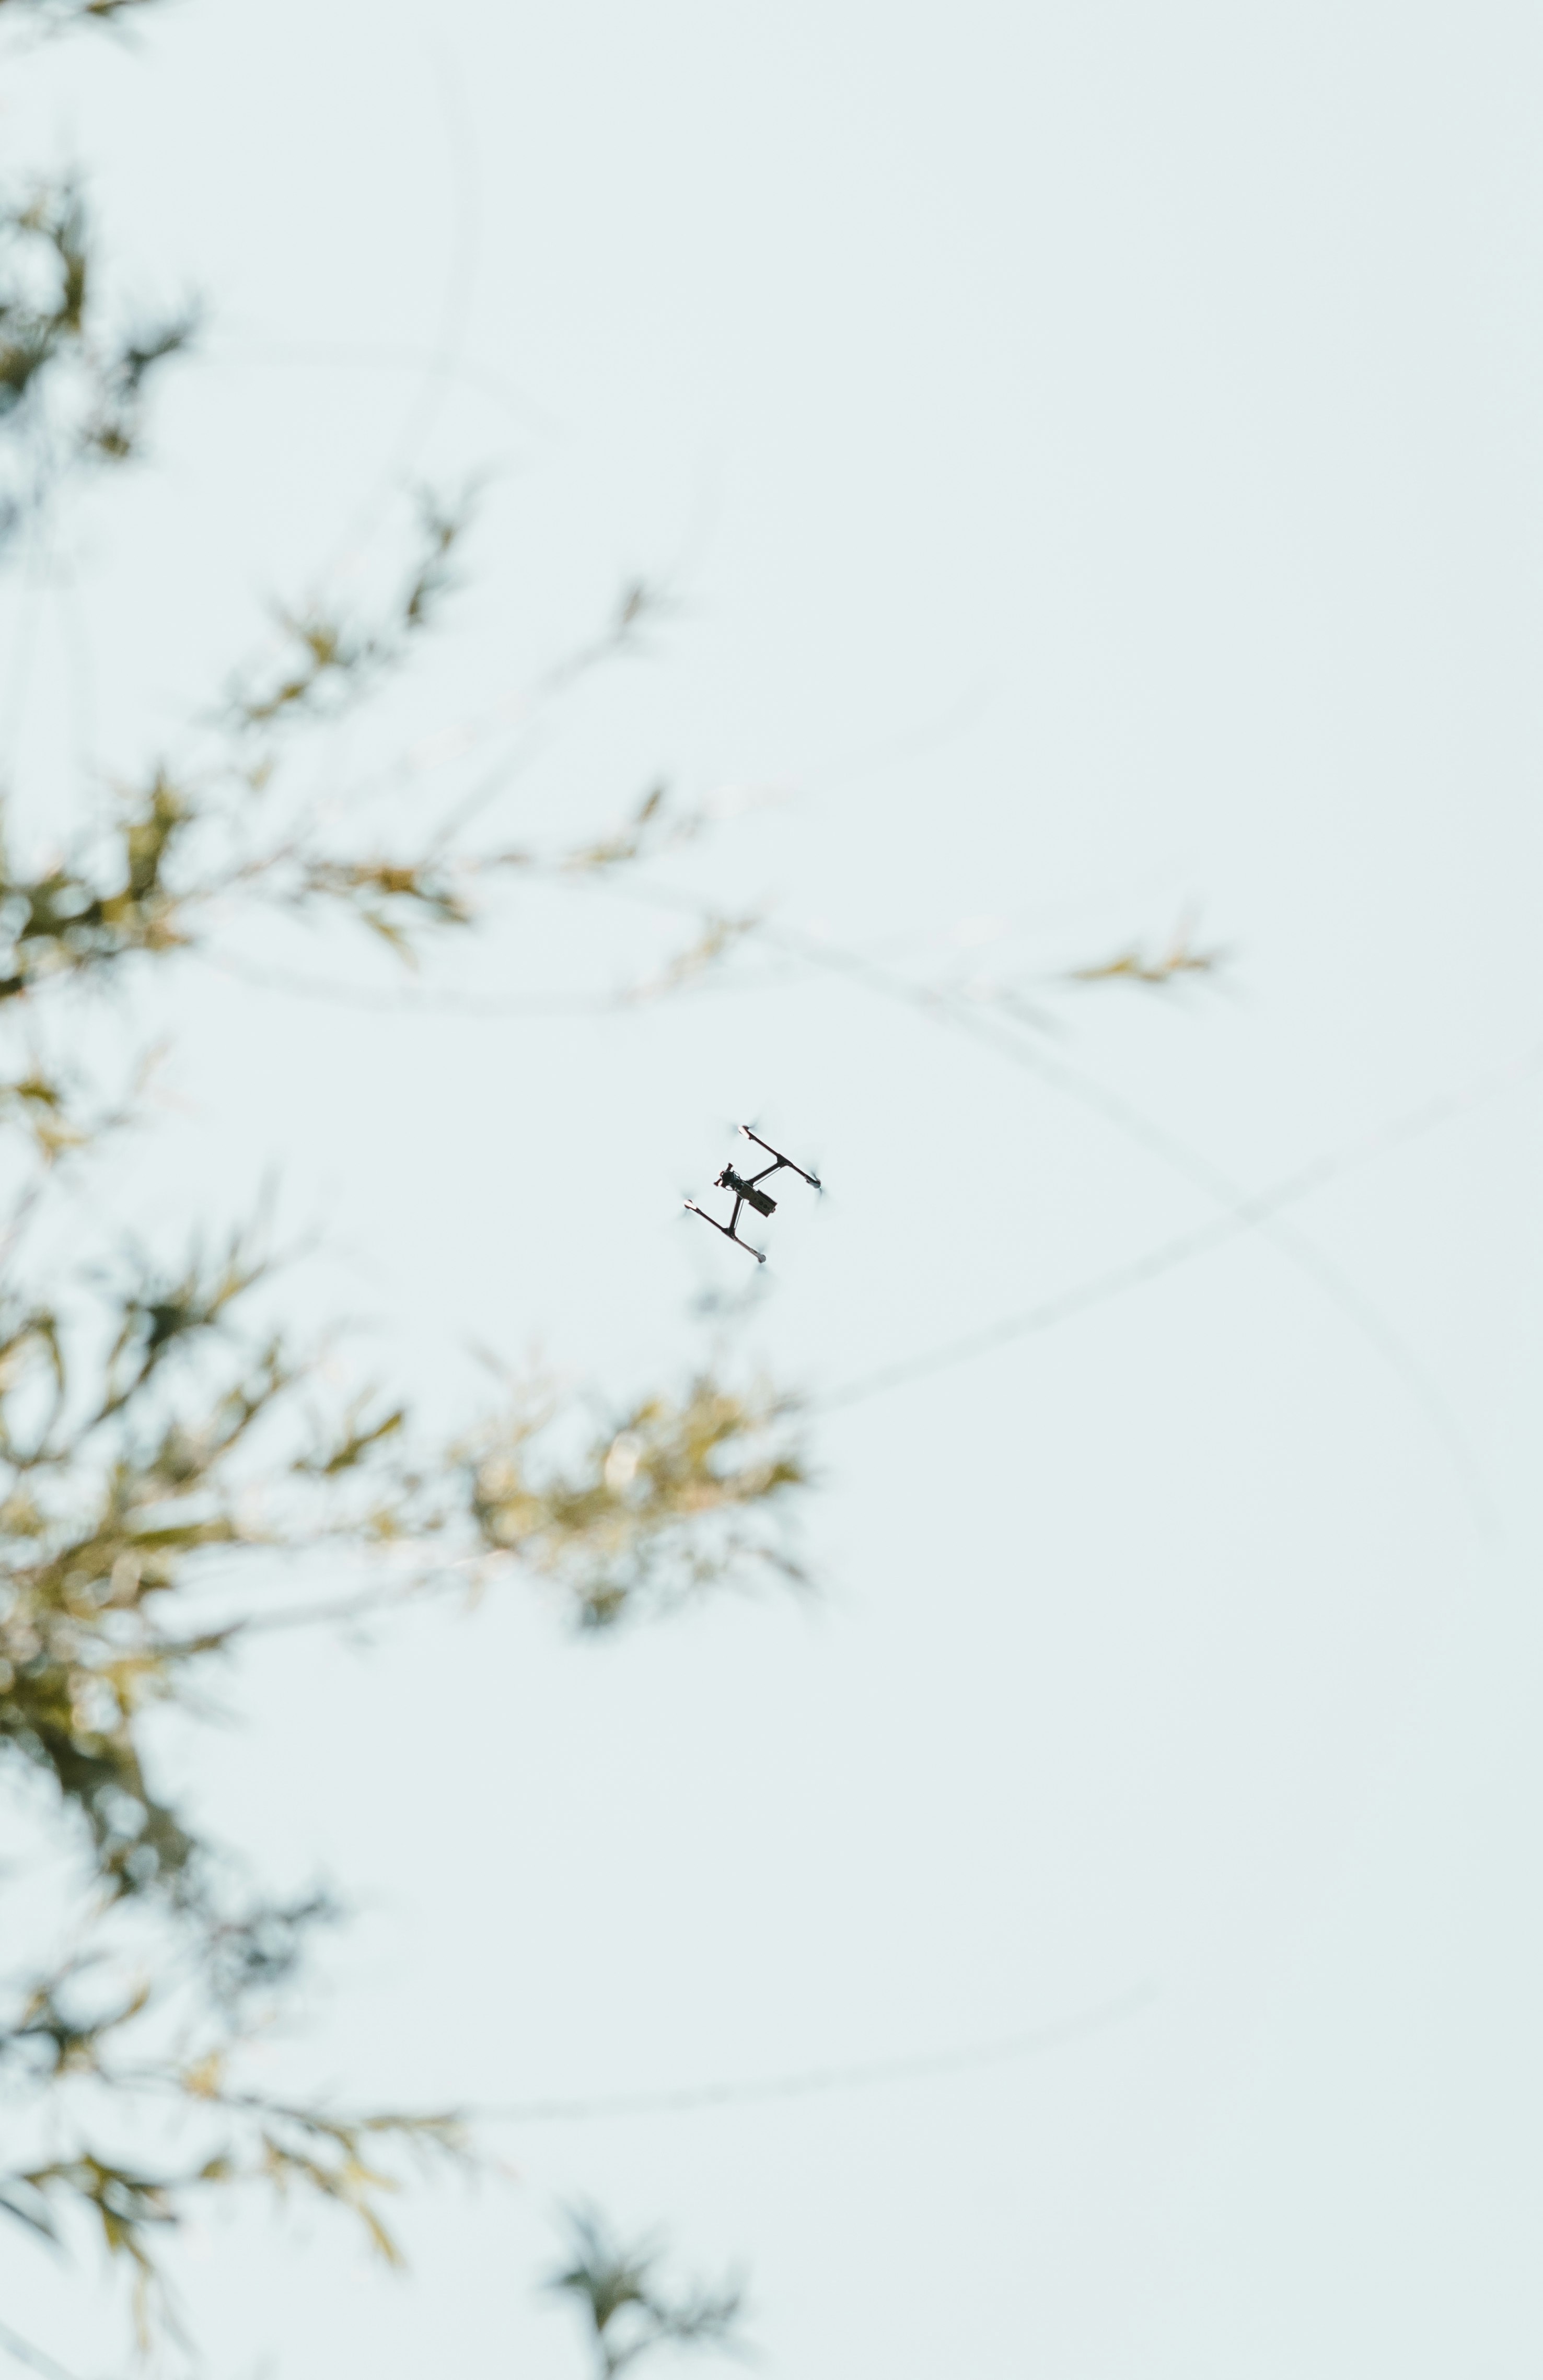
[756,923,1496,1526]
[821,1035,1543,1416]
[0,2317,84,2380]
[204,337,554,441]
[317,39,484,582]
[51,554,99,785]
[0,507,53,785]
[196,944,793,1017]
[477,1986,1154,2126]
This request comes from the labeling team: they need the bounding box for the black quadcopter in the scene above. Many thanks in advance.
[685,1125,822,1263]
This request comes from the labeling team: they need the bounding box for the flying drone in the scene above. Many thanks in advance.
[685,1125,822,1263]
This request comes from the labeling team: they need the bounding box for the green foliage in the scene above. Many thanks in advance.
[470,1377,807,1629]
[0,1927,469,2346]
[227,490,467,733]
[548,2207,748,2378]
[1066,909,1227,991]
[0,179,195,547]
[0,1239,807,1912]
[0,770,194,1002]
[0,1170,801,2353]
[0,0,163,25]
[0,4,803,2363]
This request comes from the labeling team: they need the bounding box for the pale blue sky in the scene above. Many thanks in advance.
[5,3,1543,2374]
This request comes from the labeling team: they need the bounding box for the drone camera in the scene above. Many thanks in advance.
[716,1164,777,1216]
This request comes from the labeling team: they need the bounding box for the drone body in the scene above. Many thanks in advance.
[685,1126,821,1262]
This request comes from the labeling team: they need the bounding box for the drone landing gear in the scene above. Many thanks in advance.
[683,1198,765,1263]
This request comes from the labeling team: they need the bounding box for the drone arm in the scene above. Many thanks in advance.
[739,1126,821,1189]
[684,1198,765,1263]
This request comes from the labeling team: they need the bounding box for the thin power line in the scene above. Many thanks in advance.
[196,944,788,1018]
[0,2318,83,2380]
[317,42,483,579]
[477,1987,1154,2126]
[771,926,1493,1518]
[820,1039,1543,1413]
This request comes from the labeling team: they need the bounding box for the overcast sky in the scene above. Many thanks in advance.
[6,3,1543,2375]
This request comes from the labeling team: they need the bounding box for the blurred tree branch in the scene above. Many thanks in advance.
[0,0,163,26]
[0,7,795,2364]
[548,2207,748,2379]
